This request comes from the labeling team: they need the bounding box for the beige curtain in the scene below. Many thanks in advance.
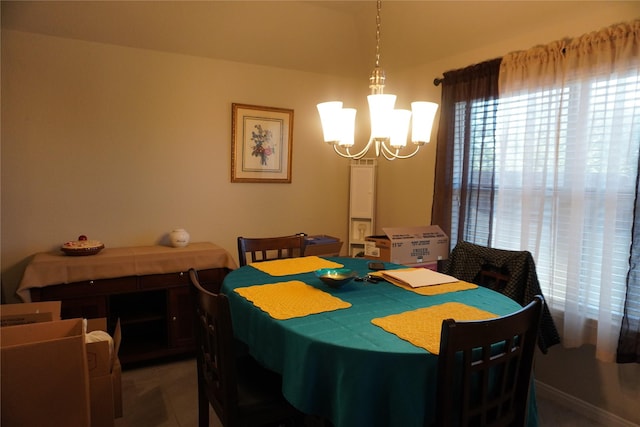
[496,20,639,362]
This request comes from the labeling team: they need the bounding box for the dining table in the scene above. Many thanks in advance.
[220,256,538,427]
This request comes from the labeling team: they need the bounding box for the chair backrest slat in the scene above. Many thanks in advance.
[237,234,305,267]
[189,269,239,426]
[434,295,544,427]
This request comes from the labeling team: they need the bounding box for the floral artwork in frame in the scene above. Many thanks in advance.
[231,103,294,183]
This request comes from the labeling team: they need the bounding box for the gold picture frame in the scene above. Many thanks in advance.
[231,103,294,183]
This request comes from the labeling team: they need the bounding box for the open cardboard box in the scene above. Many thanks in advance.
[1,302,122,427]
[0,300,61,326]
[364,225,449,265]
[1,318,92,426]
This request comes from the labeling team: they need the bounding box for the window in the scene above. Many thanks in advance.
[452,70,639,355]
[434,23,640,362]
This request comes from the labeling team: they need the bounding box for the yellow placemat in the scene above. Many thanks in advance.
[235,280,352,320]
[371,302,498,354]
[249,256,343,276]
[370,271,478,295]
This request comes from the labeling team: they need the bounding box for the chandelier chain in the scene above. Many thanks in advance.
[375,0,382,68]
[316,0,438,160]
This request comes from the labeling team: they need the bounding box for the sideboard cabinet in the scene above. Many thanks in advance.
[30,268,228,364]
[21,242,236,365]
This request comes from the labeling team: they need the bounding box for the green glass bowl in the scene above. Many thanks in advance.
[315,268,357,289]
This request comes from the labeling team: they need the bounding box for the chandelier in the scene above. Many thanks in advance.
[317,0,438,160]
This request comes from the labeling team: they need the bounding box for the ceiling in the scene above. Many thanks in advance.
[2,1,637,79]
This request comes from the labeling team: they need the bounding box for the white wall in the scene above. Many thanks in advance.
[1,30,366,303]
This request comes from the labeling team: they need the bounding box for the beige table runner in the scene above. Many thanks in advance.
[18,242,237,302]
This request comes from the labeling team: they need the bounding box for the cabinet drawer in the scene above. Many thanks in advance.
[36,276,137,299]
[60,296,108,319]
[139,271,189,290]
[137,268,229,292]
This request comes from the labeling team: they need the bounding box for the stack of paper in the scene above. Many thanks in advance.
[381,268,459,288]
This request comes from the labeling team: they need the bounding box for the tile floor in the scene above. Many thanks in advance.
[114,356,611,427]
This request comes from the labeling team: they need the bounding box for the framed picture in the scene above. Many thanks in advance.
[231,103,294,183]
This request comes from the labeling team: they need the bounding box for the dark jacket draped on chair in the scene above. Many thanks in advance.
[443,241,561,353]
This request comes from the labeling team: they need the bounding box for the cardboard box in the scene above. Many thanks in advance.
[111,358,123,419]
[304,234,343,257]
[90,375,115,427]
[1,319,91,427]
[364,225,449,265]
[0,301,61,326]
[1,302,123,426]
[86,318,123,425]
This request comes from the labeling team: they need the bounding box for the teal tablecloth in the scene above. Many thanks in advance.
[221,257,538,427]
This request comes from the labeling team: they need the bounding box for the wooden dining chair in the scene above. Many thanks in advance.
[434,295,544,427]
[476,264,511,293]
[443,241,531,296]
[442,241,560,354]
[237,234,306,267]
[188,269,303,427]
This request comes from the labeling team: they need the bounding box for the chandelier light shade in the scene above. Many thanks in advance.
[317,0,438,160]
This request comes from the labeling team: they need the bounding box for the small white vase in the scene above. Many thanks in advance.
[169,228,190,248]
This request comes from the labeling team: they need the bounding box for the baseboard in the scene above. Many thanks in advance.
[535,380,639,427]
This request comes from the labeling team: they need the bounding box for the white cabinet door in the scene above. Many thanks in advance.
[349,159,377,256]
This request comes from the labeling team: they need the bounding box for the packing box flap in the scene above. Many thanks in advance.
[85,318,123,424]
[1,301,61,326]
[85,318,121,377]
[1,318,83,346]
[382,226,448,241]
